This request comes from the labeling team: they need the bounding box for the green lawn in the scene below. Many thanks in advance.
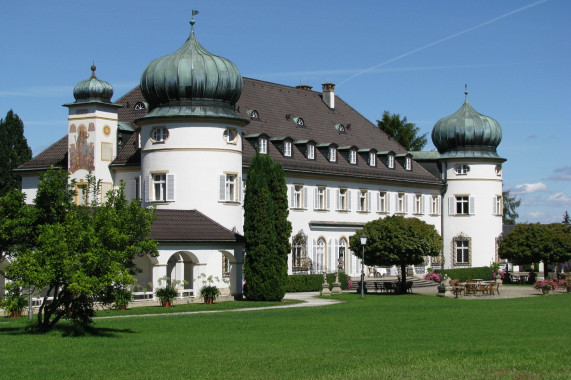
[1,293,570,379]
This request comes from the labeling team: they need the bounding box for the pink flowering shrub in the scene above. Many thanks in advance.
[533,280,557,291]
[424,272,441,282]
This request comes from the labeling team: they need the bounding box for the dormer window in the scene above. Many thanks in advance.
[335,124,346,133]
[454,164,470,175]
[329,147,337,162]
[284,141,292,157]
[405,157,412,171]
[258,137,267,154]
[151,127,169,143]
[349,149,357,165]
[134,101,147,110]
[369,152,376,167]
[248,110,259,120]
[307,143,315,160]
[388,154,394,169]
[294,117,304,126]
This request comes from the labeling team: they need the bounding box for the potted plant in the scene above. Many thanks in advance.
[533,279,557,295]
[197,273,222,304]
[113,287,133,310]
[558,276,571,292]
[154,277,179,307]
[0,282,28,318]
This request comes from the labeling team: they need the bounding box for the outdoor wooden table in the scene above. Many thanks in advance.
[464,282,476,295]
[452,285,465,298]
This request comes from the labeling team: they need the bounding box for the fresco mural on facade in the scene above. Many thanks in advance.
[69,123,95,172]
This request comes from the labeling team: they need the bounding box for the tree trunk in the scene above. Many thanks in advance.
[400,264,407,294]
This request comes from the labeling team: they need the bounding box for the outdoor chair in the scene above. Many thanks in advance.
[406,281,413,294]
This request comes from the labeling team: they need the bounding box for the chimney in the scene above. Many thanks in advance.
[322,82,335,109]
[296,84,313,91]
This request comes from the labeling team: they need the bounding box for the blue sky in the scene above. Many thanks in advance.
[1,0,569,223]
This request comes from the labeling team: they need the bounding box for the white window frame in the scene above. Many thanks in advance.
[258,137,267,154]
[219,174,240,203]
[388,154,394,169]
[454,164,470,175]
[349,149,357,164]
[290,184,307,210]
[377,191,387,213]
[329,147,337,162]
[413,194,423,214]
[369,152,376,167]
[284,141,292,157]
[223,128,238,144]
[405,157,412,171]
[314,186,329,211]
[494,195,503,216]
[336,188,350,212]
[455,238,471,265]
[307,144,315,160]
[151,127,169,143]
[396,192,405,213]
[149,173,174,202]
[358,190,370,213]
[430,195,440,216]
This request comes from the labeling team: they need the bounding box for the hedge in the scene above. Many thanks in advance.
[434,266,493,282]
[286,272,349,292]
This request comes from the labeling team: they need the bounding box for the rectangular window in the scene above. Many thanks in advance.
[75,182,88,205]
[307,144,315,160]
[377,191,387,213]
[219,174,240,202]
[369,152,376,167]
[388,155,394,169]
[494,195,503,215]
[456,196,469,215]
[455,239,470,264]
[290,184,307,209]
[153,174,167,201]
[284,141,292,157]
[396,192,405,213]
[430,195,440,215]
[314,186,329,210]
[258,138,267,154]
[405,157,412,171]
[336,188,350,211]
[413,194,423,214]
[329,147,337,162]
[358,190,369,212]
[349,150,357,164]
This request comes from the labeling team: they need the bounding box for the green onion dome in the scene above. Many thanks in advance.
[72,65,114,103]
[431,89,502,158]
[140,19,243,120]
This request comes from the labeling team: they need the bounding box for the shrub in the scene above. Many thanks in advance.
[424,272,441,282]
[435,267,493,282]
[113,288,133,310]
[286,272,349,292]
[0,282,28,317]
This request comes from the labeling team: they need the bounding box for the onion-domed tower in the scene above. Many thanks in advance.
[433,88,506,269]
[136,17,248,232]
[64,65,120,202]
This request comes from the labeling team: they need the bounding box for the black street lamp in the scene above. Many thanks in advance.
[360,233,367,299]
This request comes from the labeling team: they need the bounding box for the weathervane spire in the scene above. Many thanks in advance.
[190,10,199,34]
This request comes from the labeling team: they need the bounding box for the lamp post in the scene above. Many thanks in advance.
[360,233,367,299]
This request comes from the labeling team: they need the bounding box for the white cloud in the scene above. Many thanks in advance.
[546,192,571,203]
[514,182,548,194]
[528,211,546,219]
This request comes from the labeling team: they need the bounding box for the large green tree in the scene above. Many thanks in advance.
[349,215,442,293]
[0,110,32,195]
[498,223,571,279]
[376,110,427,151]
[243,154,291,301]
[1,168,158,330]
[502,189,521,225]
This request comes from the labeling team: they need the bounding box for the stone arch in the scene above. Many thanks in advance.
[132,254,157,291]
[164,251,198,292]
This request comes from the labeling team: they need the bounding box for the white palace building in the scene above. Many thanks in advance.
[12,19,505,299]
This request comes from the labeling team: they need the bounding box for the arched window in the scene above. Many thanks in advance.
[316,238,326,273]
[338,238,347,271]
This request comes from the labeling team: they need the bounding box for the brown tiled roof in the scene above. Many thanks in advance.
[18,78,442,186]
[16,136,68,171]
[150,209,244,242]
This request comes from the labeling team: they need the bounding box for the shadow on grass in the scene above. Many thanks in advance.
[0,320,134,338]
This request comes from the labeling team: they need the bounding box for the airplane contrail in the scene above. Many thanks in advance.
[338,0,548,86]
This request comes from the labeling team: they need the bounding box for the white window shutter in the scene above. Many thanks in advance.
[238,177,242,203]
[438,196,441,215]
[144,176,150,203]
[126,179,136,200]
[166,174,175,201]
[405,194,409,213]
[219,175,226,202]
[348,190,352,211]
[303,187,308,209]
[448,197,455,216]
[326,189,330,210]
[336,189,340,210]
[289,185,294,208]
[313,188,318,210]
[492,196,497,215]
[376,192,380,212]
[469,196,475,215]
[312,239,317,265]
[328,239,333,272]
[422,195,427,214]
[367,191,371,212]
[386,193,391,213]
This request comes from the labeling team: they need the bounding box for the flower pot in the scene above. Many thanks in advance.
[9,311,22,318]
[204,297,213,304]
[161,300,172,308]
[541,288,550,295]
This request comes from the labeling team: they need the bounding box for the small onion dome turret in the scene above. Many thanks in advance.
[431,89,503,158]
[72,65,114,104]
[139,18,244,120]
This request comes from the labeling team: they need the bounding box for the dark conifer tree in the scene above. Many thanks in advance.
[0,110,32,195]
